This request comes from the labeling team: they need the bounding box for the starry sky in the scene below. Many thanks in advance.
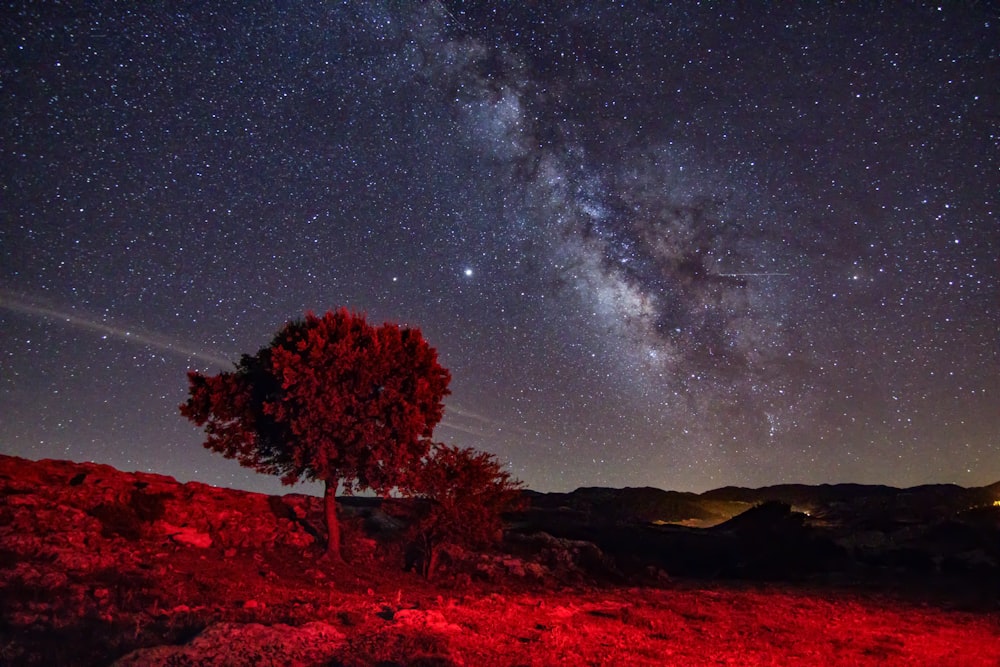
[2,2,998,496]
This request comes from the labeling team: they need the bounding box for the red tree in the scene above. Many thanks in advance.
[409,443,523,578]
[180,309,451,559]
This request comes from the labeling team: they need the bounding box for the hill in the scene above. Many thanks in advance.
[524,479,1000,526]
[1,454,998,666]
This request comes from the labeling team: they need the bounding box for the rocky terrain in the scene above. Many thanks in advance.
[1,454,998,666]
[518,479,1000,590]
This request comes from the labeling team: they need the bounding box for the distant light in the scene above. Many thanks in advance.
[463,268,474,277]
[993,500,1000,507]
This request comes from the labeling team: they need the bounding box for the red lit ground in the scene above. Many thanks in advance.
[1,456,998,665]
[5,540,1000,666]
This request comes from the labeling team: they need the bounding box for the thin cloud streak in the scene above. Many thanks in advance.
[0,290,232,367]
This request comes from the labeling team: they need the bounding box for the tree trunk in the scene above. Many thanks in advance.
[323,479,343,561]
[426,546,439,581]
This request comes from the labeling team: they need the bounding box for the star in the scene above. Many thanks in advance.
[0,2,996,494]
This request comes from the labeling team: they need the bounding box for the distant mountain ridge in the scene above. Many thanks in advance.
[701,481,973,503]
[524,479,1000,526]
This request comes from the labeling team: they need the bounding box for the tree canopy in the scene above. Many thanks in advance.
[180,309,451,556]
[409,443,524,578]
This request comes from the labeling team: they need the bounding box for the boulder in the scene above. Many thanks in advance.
[112,621,346,666]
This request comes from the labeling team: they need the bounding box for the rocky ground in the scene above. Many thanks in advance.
[1,455,998,666]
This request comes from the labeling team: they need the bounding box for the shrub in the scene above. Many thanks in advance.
[408,444,523,578]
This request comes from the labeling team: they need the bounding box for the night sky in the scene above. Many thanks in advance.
[2,3,997,496]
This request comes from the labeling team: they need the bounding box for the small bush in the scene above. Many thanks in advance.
[89,489,167,540]
[408,444,523,578]
[89,502,143,540]
[129,489,167,523]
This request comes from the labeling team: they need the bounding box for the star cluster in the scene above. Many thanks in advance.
[2,3,997,494]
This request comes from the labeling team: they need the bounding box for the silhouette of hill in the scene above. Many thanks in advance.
[524,485,719,524]
[2,454,999,665]
[523,478,1000,528]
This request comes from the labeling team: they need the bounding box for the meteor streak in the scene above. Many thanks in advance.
[0,290,232,367]
[714,272,791,277]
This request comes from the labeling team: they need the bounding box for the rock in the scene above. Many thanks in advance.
[502,557,526,577]
[160,522,213,549]
[112,621,346,666]
[392,609,463,634]
[0,454,316,562]
[515,532,618,579]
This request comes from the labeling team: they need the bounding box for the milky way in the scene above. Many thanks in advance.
[2,3,997,494]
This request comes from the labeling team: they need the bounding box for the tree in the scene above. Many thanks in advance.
[408,443,523,578]
[180,309,451,559]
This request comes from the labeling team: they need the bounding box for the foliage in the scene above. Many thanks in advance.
[180,308,451,555]
[88,489,168,540]
[409,443,524,578]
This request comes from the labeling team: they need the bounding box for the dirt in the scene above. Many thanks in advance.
[1,455,998,666]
